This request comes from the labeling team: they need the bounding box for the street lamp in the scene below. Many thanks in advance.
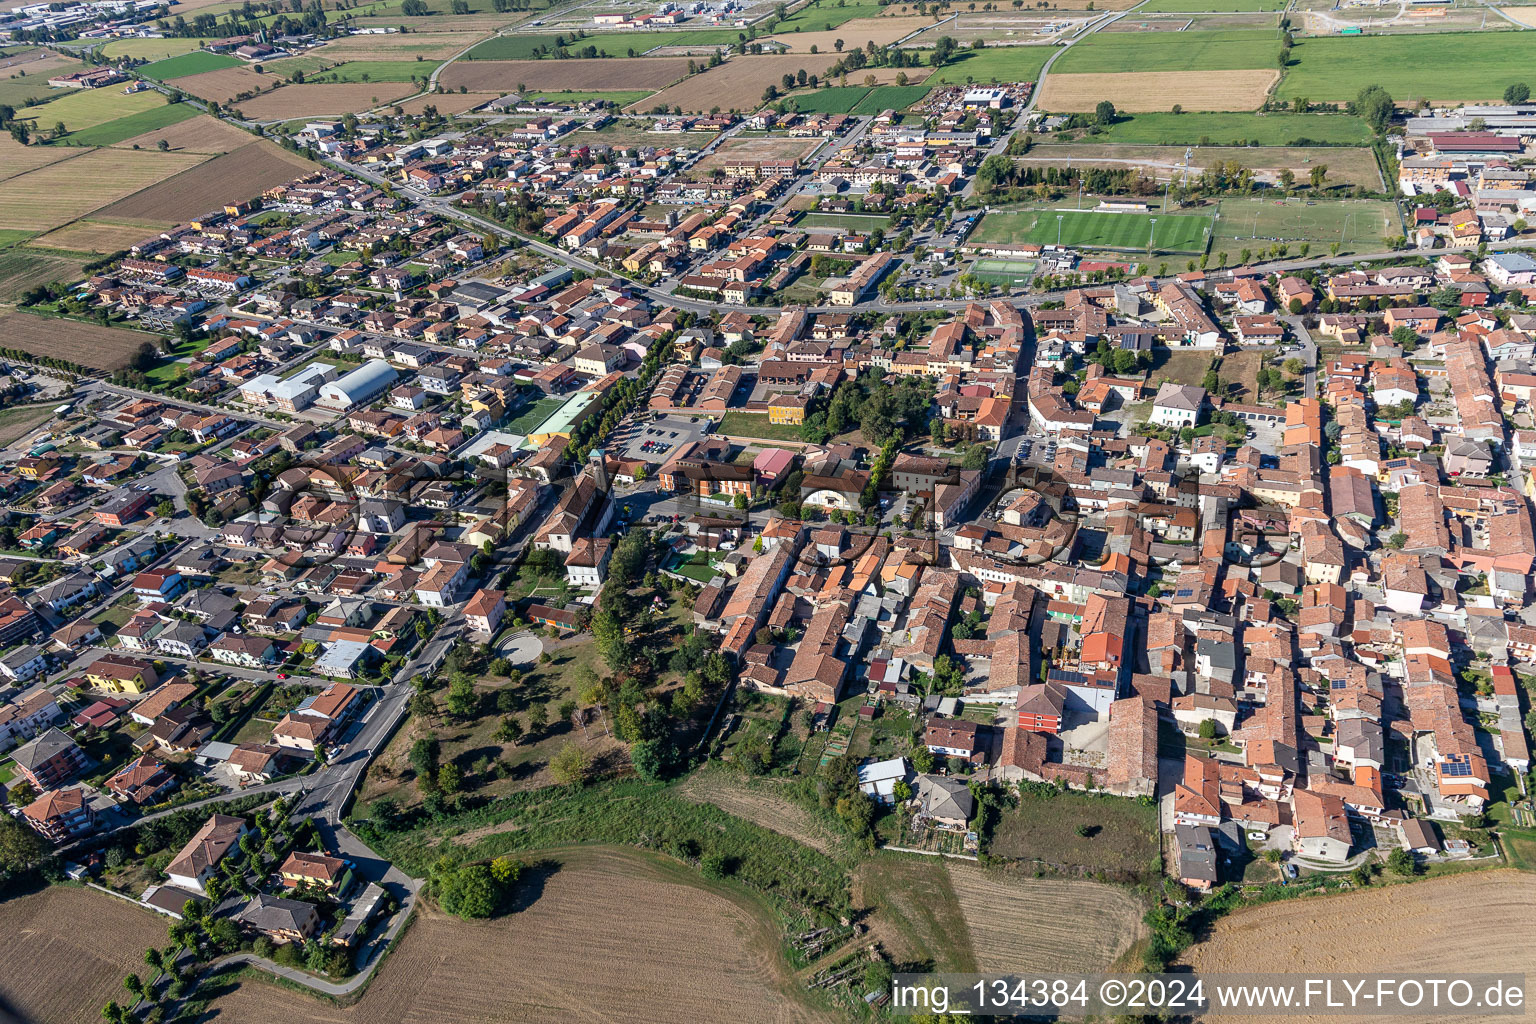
[1149,217,1157,252]
[1057,214,1064,248]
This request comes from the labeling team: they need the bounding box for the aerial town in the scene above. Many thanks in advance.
[0,0,1534,1018]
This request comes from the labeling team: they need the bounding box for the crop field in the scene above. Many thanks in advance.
[170,65,274,104]
[303,59,438,83]
[140,50,242,79]
[948,862,1147,974]
[1211,197,1399,258]
[464,30,741,61]
[1275,32,1536,103]
[1054,27,1281,72]
[440,56,694,92]
[1057,111,1373,146]
[1038,69,1280,111]
[1184,870,1536,992]
[854,83,930,112]
[201,847,829,1024]
[0,54,77,108]
[316,29,489,60]
[528,88,655,105]
[785,85,870,113]
[0,249,88,302]
[1140,0,1286,9]
[237,82,417,117]
[0,148,208,232]
[778,0,896,32]
[32,219,155,253]
[677,770,843,855]
[923,44,1053,85]
[974,207,1214,253]
[0,134,82,182]
[631,54,841,113]
[0,886,170,1024]
[19,86,166,132]
[58,102,202,147]
[115,112,257,154]
[96,140,313,225]
[99,36,213,60]
[766,16,932,52]
[0,312,160,369]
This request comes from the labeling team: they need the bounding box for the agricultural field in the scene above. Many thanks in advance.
[236,82,418,117]
[394,91,498,114]
[201,847,829,1024]
[1275,32,1536,103]
[57,102,202,147]
[632,54,841,113]
[18,85,166,133]
[1183,870,1536,996]
[139,50,242,79]
[923,44,1053,85]
[989,790,1160,878]
[777,0,897,32]
[31,219,156,254]
[696,135,818,173]
[316,29,490,60]
[114,112,257,154]
[0,248,89,303]
[0,147,208,232]
[302,59,439,84]
[974,207,1215,254]
[1038,69,1280,111]
[1140,0,1287,9]
[464,30,741,61]
[1211,197,1400,260]
[99,36,213,60]
[0,886,170,1024]
[789,82,929,113]
[766,15,931,52]
[1049,111,1373,146]
[947,862,1147,974]
[1055,27,1282,72]
[677,770,844,856]
[0,134,82,182]
[853,83,930,112]
[0,312,160,370]
[902,12,1090,47]
[526,89,655,106]
[439,56,694,92]
[170,66,285,105]
[94,140,313,226]
[0,53,78,109]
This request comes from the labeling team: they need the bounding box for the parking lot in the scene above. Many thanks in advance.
[619,414,710,463]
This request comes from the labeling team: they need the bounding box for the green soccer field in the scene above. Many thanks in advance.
[974,209,1213,254]
[1210,198,1399,259]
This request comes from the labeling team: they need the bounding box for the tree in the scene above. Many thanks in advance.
[445,676,478,718]
[733,491,748,510]
[1309,164,1328,189]
[961,445,989,470]
[1197,718,1218,740]
[550,742,592,786]
[1355,84,1394,132]
[1386,847,1419,875]
[494,716,524,744]
[1505,82,1530,105]
[437,762,463,794]
[1094,99,1116,125]
[630,737,677,781]
[528,703,548,733]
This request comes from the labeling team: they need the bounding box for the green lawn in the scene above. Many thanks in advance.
[139,51,241,80]
[60,102,201,147]
[787,85,870,113]
[852,83,930,113]
[716,410,805,442]
[506,395,565,434]
[925,45,1053,85]
[777,0,890,32]
[798,212,889,233]
[974,208,1214,253]
[1054,28,1281,73]
[989,788,1160,879]
[1276,32,1536,103]
[1210,197,1399,259]
[99,37,214,60]
[465,30,741,60]
[532,89,656,105]
[1079,111,1372,146]
[304,60,438,84]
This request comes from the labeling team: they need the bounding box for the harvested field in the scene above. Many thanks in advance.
[0,53,77,109]
[766,16,932,52]
[30,219,153,254]
[0,885,169,1024]
[236,81,418,117]
[0,134,85,182]
[695,135,819,173]
[632,53,840,113]
[1184,871,1536,1023]
[316,30,489,60]
[676,771,842,855]
[855,854,977,971]
[97,141,315,224]
[440,57,693,93]
[1052,26,1281,72]
[394,91,498,115]
[947,862,1147,974]
[1037,69,1280,111]
[172,65,279,104]
[113,112,257,154]
[0,148,208,232]
[0,248,88,303]
[200,847,831,1024]
[0,403,58,445]
[1011,143,1382,188]
[0,311,159,369]
[60,102,202,147]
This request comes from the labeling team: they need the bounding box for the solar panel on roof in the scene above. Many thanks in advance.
[1441,760,1473,777]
